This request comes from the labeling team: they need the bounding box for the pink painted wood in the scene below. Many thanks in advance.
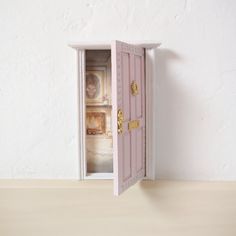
[112,41,146,195]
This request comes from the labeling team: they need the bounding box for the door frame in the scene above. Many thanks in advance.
[69,41,160,180]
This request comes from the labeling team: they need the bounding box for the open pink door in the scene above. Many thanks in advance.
[112,41,146,195]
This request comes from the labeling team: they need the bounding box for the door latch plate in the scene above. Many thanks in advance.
[128,120,139,131]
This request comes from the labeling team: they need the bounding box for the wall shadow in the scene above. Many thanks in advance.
[140,48,188,206]
[152,48,186,180]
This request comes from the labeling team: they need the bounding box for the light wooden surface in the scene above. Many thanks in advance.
[0,180,236,236]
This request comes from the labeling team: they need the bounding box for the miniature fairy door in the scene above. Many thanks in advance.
[112,41,146,195]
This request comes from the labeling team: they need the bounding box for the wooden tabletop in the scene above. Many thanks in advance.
[0,180,236,236]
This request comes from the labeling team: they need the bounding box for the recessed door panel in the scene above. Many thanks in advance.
[134,55,143,118]
[122,53,131,121]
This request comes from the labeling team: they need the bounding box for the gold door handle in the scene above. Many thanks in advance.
[117,109,124,134]
[131,81,138,96]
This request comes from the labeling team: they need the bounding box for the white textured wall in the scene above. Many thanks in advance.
[0,0,236,180]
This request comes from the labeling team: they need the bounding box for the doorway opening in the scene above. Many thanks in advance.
[85,50,113,177]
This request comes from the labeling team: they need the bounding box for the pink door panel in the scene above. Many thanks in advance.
[112,41,145,195]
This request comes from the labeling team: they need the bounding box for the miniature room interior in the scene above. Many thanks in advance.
[85,50,113,174]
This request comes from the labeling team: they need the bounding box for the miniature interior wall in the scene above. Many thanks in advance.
[0,1,236,180]
[85,50,113,173]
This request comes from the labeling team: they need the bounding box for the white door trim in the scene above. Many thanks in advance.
[77,49,86,180]
[145,48,157,180]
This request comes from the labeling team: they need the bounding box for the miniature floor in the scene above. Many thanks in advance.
[0,180,236,236]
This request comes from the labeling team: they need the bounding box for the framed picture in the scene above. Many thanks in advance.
[86,112,106,135]
[86,106,112,138]
[86,66,110,105]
